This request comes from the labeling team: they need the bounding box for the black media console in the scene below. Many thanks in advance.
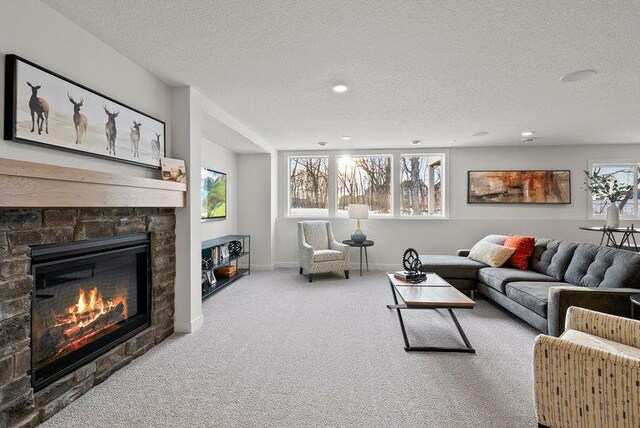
[201,234,250,299]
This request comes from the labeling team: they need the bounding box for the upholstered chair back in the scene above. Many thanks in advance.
[301,221,330,250]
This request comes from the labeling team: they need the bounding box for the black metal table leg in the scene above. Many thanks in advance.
[365,247,369,271]
[386,277,475,353]
[359,247,363,276]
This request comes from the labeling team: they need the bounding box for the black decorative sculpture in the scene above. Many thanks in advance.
[402,248,424,284]
[228,240,242,257]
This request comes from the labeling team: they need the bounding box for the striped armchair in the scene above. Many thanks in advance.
[298,221,350,283]
[533,307,640,428]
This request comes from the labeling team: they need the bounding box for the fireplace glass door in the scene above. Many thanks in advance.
[31,234,150,390]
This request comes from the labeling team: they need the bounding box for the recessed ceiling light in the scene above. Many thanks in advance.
[559,69,596,83]
[317,141,328,147]
[521,131,534,137]
[341,136,351,141]
[332,84,348,93]
[409,140,421,146]
[449,140,456,144]
[472,131,489,137]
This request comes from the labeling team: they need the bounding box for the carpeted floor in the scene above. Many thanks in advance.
[42,269,540,427]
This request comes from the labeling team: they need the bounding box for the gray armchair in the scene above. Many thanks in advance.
[298,221,350,282]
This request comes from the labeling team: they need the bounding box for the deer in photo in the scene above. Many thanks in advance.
[27,82,49,134]
[67,93,88,144]
[103,105,119,156]
[151,133,161,160]
[130,121,141,158]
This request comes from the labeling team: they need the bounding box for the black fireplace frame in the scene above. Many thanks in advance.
[29,233,151,391]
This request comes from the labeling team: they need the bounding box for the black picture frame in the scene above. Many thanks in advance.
[467,170,572,204]
[4,54,166,169]
[201,167,227,220]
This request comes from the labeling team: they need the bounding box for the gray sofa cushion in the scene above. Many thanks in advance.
[529,239,578,280]
[505,281,566,317]
[564,243,640,288]
[478,267,557,293]
[419,255,486,279]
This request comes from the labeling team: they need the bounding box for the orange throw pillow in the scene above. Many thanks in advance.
[503,235,535,270]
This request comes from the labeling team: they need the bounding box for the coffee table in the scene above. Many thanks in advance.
[386,273,476,353]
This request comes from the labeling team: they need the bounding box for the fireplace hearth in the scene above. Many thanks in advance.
[30,233,151,391]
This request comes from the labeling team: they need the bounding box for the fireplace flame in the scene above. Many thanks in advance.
[51,287,127,357]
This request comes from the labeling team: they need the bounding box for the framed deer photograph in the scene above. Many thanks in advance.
[3,55,165,169]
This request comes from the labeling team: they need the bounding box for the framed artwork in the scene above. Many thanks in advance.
[160,158,187,184]
[468,170,571,204]
[221,245,230,261]
[206,270,217,287]
[4,55,166,169]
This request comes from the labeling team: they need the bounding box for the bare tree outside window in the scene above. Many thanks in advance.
[336,155,392,215]
[400,155,444,216]
[289,157,329,216]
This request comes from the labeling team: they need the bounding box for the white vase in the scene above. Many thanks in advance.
[606,204,620,228]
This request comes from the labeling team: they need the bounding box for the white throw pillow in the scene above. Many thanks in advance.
[468,240,515,268]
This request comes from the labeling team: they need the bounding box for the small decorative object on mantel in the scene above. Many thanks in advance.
[228,240,242,257]
[160,158,186,183]
[583,168,633,228]
[348,204,369,243]
[400,248,425,284]
[4,55,166,169]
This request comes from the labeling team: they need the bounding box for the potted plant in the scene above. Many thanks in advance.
[583,168,633,228]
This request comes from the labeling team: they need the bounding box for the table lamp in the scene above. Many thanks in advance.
[348,204,369,243]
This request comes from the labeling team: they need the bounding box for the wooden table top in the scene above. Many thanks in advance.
[386,273,476,308]
[387,272,451,287]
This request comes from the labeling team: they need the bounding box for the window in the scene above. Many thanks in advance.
[288,156,329,216]
[589,163,639,218]
[400,154,444,216]
[336,155,392,215]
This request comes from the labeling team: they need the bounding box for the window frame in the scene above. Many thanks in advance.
[287,154,330,218]
[587,159,639,220]
[399,153,446,218]
[283,150,449,220]
[335,153,394,218]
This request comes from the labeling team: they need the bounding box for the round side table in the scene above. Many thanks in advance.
[631,294,640,320]
[342,240,374,276]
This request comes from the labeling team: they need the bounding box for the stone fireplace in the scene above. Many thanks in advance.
[0,208,177,427]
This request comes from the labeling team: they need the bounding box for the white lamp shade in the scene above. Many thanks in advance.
[348,204,369,219]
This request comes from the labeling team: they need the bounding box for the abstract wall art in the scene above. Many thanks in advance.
[468,170,571,204]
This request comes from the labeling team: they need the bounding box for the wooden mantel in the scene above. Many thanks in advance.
[0,158,187,208]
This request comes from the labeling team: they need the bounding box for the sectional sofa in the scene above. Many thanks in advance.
[419,235,640,336]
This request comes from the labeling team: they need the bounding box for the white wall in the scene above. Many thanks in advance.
[201,137,237,240]
[275,144,640,269]
[0,0,172,177]
[237,153,276,269]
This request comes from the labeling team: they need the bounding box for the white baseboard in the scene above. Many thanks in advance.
[274,262,298,269]
[273,262,399,272]
[174,314,203,333]
[251,264,275,271]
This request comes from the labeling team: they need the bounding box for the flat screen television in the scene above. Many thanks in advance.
[201,167,227,220]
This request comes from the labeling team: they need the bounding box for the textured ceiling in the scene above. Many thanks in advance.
[43,0,640,150]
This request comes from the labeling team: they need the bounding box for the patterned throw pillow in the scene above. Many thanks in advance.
[503,235,535,270]
[468,240,516,268]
